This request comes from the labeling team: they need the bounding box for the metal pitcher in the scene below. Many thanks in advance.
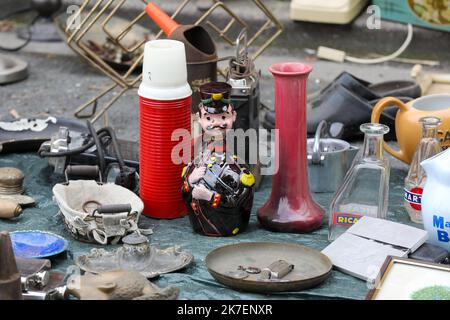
[307,121,358,193]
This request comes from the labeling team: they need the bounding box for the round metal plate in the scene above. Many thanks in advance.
[205,242,332,293]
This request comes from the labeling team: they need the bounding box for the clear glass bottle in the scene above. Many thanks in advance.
[404,116,442,224]
[328,123,390,241]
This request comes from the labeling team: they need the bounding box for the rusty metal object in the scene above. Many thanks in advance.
[0,231,23,300]
[169,25,218,110]
[58,0,282,124]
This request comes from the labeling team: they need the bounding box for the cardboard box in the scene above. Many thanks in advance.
[373,0,450,32]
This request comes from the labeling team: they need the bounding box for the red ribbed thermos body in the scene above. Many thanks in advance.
[139,96,191,218]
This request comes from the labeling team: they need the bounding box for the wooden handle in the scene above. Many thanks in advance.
[66,165,99,178]
[96,204,132,214]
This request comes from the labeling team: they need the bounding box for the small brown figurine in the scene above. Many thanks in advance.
[181,82,255,237]
[0,231,23,300]
[66,269,179,300]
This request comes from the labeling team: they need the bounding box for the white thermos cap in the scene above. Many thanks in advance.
[138,39,192,100]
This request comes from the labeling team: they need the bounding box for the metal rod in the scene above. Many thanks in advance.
[74,83,117,118]
[91,87,130,123]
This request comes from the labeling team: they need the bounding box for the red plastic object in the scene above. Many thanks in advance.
[257,62,324,233]
[139,95,191,218]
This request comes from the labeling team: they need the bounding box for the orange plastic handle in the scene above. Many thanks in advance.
[371,97,410,163]
[144,2,179,37]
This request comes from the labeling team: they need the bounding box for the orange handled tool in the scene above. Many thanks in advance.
[144,2,180,37]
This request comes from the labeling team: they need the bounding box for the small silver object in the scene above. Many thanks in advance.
[237,265,261,274]
[22,286,68,300]
[226,270,248,280]
[259,260,294,280]
[21,271,50,291]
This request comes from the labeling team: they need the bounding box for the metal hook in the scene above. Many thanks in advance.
[235,28,248,64]
[311,120,328,164]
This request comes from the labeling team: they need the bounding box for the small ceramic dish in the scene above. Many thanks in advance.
[10,231,69,259]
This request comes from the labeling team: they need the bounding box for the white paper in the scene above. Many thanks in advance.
[322,217,428,281]
[347,216,428,252]
[322,233,407,281]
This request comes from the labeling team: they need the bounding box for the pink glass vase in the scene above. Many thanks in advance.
[257,62,324,233]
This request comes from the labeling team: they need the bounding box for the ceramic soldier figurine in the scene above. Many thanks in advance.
[181,82,255,237]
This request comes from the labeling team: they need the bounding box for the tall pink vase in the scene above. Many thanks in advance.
[257,62,324,233]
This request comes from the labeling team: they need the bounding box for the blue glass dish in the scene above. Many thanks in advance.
[10,231,68,259]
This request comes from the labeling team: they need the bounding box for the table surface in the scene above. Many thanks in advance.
[0,153,419,300]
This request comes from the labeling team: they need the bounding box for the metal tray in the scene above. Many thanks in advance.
[205,242,332,293]
[75,246,194,279]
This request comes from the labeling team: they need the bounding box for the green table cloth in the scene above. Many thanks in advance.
[0,153,417,300]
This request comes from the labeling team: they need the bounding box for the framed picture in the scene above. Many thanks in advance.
[367,256,450,300]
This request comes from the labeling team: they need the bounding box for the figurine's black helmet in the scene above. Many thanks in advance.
[198,82,233,114]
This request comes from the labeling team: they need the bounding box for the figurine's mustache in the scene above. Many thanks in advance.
[206,124,228,130]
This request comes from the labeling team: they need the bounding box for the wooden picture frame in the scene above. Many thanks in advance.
[367,256,450,300]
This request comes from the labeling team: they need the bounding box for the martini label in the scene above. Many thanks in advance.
[404,187,423,211]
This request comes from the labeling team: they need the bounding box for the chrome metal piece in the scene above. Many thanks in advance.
[259,260,294,280]
[307,121,359,193]
[21,271,50,291]
[22,286,68,300]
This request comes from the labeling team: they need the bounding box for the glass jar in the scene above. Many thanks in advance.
[404,117,442,224]
[328,123,390,241]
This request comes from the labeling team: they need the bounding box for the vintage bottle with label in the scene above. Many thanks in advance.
[404,117,442,224]
[328,123,390,241]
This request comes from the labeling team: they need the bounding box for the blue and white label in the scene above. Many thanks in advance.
[433,215,450,243]
[404,187,423,210]
[404,189,421,204]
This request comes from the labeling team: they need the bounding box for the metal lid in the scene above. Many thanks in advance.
[122,233,149,245]
[0,167,24,195]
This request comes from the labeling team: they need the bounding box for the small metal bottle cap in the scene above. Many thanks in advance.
[122,233,149,245]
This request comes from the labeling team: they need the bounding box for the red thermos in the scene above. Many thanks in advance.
[138,39,192,218]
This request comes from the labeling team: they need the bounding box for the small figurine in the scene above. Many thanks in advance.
[181,82,255,237]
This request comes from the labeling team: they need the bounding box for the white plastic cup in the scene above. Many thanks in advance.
[138,39,192,101]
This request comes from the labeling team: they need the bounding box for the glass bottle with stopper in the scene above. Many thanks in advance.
[404,116,442,224]
[328,123,390,241]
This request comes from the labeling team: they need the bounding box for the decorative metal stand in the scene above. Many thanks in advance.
[58,0,283,123]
